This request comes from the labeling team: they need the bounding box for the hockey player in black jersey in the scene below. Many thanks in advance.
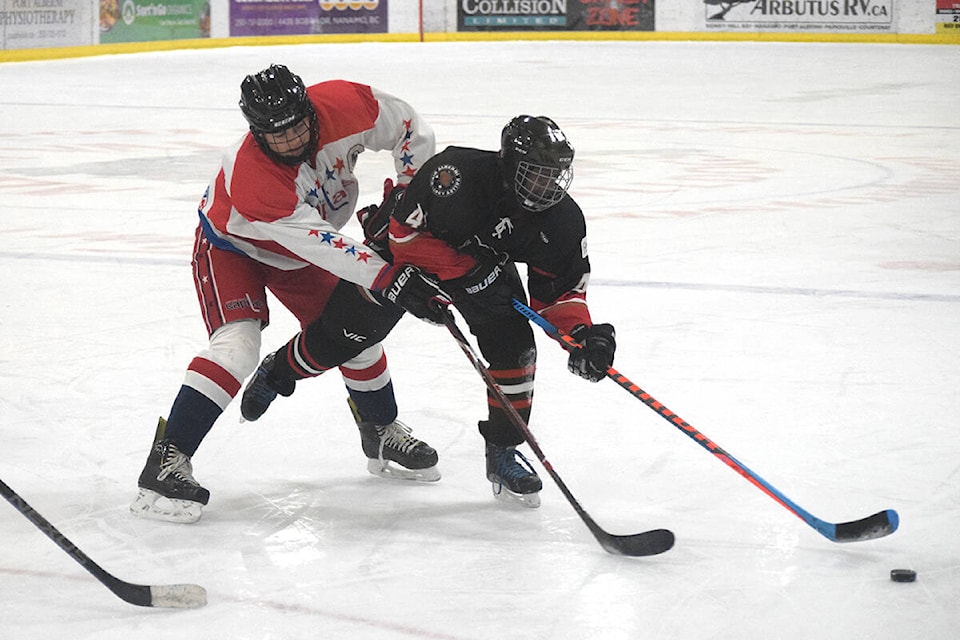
[383,115,617,507]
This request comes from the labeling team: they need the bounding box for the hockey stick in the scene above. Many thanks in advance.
[0,478,207,608]
[512,299,899,543]
[441,311,675,557]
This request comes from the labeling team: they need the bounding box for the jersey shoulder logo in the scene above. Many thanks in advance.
[430,164,462,198]
[346,143,364,173]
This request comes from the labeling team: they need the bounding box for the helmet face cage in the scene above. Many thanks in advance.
[239,64,318,165]
[501,115,575,212]
[514,160,573,213]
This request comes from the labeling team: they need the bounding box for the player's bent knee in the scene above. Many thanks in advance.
[203,319,262,380]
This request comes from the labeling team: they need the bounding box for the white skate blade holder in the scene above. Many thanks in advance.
[130,488,203,524]
[366,459,440,482]
[491,481,541,508]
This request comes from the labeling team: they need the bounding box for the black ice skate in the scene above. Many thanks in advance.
[348,398,440,482]
[486,443,542,508]
[130,418,209,524]
[241,352,295,422]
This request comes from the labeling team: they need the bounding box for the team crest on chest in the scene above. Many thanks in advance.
[430,164,462,197]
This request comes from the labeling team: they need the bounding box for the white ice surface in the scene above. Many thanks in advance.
[1,41,958,639]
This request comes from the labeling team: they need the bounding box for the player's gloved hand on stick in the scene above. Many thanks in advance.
[568,323,616,382]
[356,178,405,260]
[375,263,451,326]
[447,253,520,323]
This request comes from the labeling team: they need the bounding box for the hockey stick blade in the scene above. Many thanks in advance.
[542,466,674,556]
[1,478,207,608]
[512,299,900,545]
[590,523,675,557]
[833,509,899,543]
[441,311,673,557]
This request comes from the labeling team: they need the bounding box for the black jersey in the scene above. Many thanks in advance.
[396,146,591,307]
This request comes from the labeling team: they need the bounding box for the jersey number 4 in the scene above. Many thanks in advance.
[402,204,427,229]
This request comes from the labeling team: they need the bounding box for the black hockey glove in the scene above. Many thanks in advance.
[356,179,405,260]
[446,255,522,325]
[567,323,616,383]
[376,264,451,326]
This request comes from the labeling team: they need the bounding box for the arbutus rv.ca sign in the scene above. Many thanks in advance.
[703,0,895,33]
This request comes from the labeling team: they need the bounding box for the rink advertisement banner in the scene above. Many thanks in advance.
[458,0,655,32]
[229,0,387,36]
[98,0,210,42]
[703,0,895,33]
[0,0,95,49]
[936,0,960,35]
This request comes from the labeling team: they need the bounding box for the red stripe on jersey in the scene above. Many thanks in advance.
[389,218,477,280]
[533,294,592,336]
[187,357,242,396]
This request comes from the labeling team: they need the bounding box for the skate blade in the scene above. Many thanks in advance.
[490,482,541,509]
[366,458,441,482]
[130,488,204,524]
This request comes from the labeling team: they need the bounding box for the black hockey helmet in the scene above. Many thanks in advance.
[499,115,574,212]
[239,64,318,165]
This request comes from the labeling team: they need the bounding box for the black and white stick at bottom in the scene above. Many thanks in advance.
[1,477,207,608]
[441,311,674,557]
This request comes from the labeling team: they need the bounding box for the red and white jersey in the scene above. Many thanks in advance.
[198,80,435,290]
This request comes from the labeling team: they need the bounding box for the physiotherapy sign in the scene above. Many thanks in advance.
[704,0,894,32]
[1,0,94,49]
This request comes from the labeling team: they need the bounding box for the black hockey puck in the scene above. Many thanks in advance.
[890,569,916,583]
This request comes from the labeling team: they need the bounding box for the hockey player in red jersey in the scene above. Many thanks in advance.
[385,115,617,507]
[131,64,449,523]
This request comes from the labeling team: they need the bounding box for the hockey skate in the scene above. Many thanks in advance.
[241,351,294,422]
[486,443,542,508]
[130,418,210,524]
[348,398,440,482]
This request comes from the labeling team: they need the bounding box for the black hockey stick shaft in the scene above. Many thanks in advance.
[513,299,899,543]
[0,477,206,608]
[441,311,674,557]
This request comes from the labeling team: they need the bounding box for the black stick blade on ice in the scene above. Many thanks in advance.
[443,312,674,557]
[1,478,207,608]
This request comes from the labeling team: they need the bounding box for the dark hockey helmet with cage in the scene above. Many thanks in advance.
[239,64,318,165]
[499,115,575,212]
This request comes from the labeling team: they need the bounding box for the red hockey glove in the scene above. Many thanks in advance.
[568,323,616,382]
